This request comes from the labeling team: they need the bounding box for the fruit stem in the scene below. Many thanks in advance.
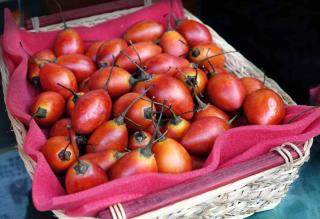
[53,0,67,29]
[57,83,78,97]
[119,50,152,81]
[66,125,80,163]
[128,41,142,66]
[134,131,147,143]
[33,107,47,119]
[193,89,207,110]
[229,111,241,125]
[114,85,153,125]
[201,50,239,62]
[164,13,173,31]
[19,42,54,64]
[102,55,116,91]
[114,151,127,160]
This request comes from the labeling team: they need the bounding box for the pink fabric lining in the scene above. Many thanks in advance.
[2,1,320,216]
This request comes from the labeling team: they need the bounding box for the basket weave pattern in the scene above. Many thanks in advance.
[0,6,312,219]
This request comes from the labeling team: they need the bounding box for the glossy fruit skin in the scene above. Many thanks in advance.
[88,67,133,99]
[109,149,158,179]
[39,63,78,99]
[28,50,56,85]
[207,73,245,111]
[175,66,208,95]
[41,136,79,174]
[113,93,155,131]
[129,131,152,150]
[176,19,212,47]
[80,149,124,171]
[243,88,285,125]
[57,54,97,82]
[194,104,229,121]
[181,117,230,155]
[71,89,112,134]
[189,44,224,71]
[85,41,104,62]
[240,77,264,96]
[54,28,84,56]
[31,91,65,127]
[152,138,192,173]
[65,160,108,194]
[86,119,128,153]
[123,20,164,43]
[116,42,162,72]
[163,117,191,141]
[66,92,85,115]
[96,38,128,66]
[160,30,189,57]
[146,75,194,120]
[49,118,71,137]
[144,53,189,76]
[132,81,147,94]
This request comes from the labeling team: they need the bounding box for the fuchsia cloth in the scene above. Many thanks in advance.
[2,1,320,217]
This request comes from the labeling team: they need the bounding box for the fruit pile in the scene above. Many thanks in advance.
[26,16,285,194]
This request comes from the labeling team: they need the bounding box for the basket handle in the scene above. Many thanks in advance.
[25,0,150,30]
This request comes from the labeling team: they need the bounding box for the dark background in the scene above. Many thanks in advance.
[0,0,319,218]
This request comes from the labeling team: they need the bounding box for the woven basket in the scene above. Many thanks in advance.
[0,3,313,219]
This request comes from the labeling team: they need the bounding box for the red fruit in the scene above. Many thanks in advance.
[66,92,85,115]
[144,53,189,76]
[31,91,65,127]
[176,19,212,47]
[49,118,71,137]
[189,44,224,71]
[243,88,285,125]
[124,20,164,43]
[87,89,151,152]
[39,63,78,99]
[176,67,208,95]
[65,160,108,194]
[181,117,230,155]
[80,149,126,171]
[128,131,152,150]
[132,81,147,94]
[207,73,245,111]
[194,104,229,121]
[109,148,158,179]
[28,49,56,86]
[86,119,128,153]
[160,30,189,57]
[240,77,264,96]
[71,89,112,134]
[163,116,191,141]
[88,67,135,99]
[96,38,128,66]
[41,136,79,174]
[57,54,97,82]
[54,28,84,56]
[113,93,155,131]
[146,75,194,120]
[116,42,162,72]
[85,41,104,62]
[152,138,192,173]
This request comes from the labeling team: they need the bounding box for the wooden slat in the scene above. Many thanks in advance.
[99,146,303,219]
[24,0,144,30]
